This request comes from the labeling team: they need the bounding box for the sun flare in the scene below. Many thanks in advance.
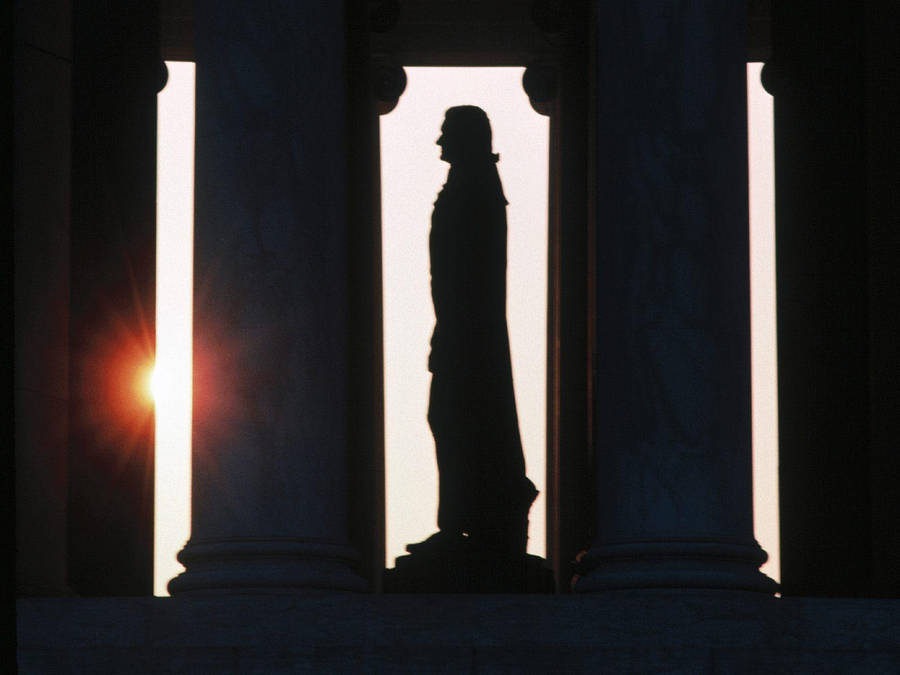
[148,365,159,402]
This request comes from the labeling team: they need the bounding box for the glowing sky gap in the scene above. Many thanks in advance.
[747,62,779,583]
[154,61,195,596]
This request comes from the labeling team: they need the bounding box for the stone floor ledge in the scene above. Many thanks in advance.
[17,592,900,673]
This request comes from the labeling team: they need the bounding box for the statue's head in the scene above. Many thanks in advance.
[437,106,499,165]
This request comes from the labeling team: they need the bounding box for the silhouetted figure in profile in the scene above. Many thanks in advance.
[407,105,538,560]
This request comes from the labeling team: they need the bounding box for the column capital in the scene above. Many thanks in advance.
[369,0,401,34]
[374,62,407,115]
[522,64,557,116]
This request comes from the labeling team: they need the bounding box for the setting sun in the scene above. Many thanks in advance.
[148,366,159,402]
[134,363,158,407]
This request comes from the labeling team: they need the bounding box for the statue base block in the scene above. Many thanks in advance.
[384,549,555,593]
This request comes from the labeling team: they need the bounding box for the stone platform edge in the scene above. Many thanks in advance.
[17,592,900,673]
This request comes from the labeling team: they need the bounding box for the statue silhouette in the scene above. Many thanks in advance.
[407,106,538,558]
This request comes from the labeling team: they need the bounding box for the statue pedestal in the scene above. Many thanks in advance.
[384,548,555,593]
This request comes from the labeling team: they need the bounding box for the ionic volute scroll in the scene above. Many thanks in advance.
[522,64,557,116]
[374,62,407,115]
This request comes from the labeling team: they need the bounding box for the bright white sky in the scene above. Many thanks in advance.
[155,61,194,595]
[153,62,778,594]
[747,62,779,582]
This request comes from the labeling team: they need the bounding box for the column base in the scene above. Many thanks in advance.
[574,539,779,594]
[168,538,368,594]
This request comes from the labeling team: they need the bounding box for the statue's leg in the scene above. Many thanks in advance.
[429,372,466,534]
[463,371,538,555]
[405,374,468,555]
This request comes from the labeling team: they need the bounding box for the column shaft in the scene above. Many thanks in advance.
[771,1,900,597]
[68,0,160,595]
[169,0,366,593]
[577,0,775,592]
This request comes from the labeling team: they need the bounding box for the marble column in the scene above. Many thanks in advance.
[768,2,900,597]
[576,1,776,592]
[67,0,161,595]
[15,0,73,596]
[169,0,366,593]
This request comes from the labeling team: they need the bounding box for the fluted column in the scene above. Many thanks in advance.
[67,0,162,595]
[576,1,776,592]
[169,0,366,593]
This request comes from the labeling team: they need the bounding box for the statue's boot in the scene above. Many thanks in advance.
[468,479,539,557]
